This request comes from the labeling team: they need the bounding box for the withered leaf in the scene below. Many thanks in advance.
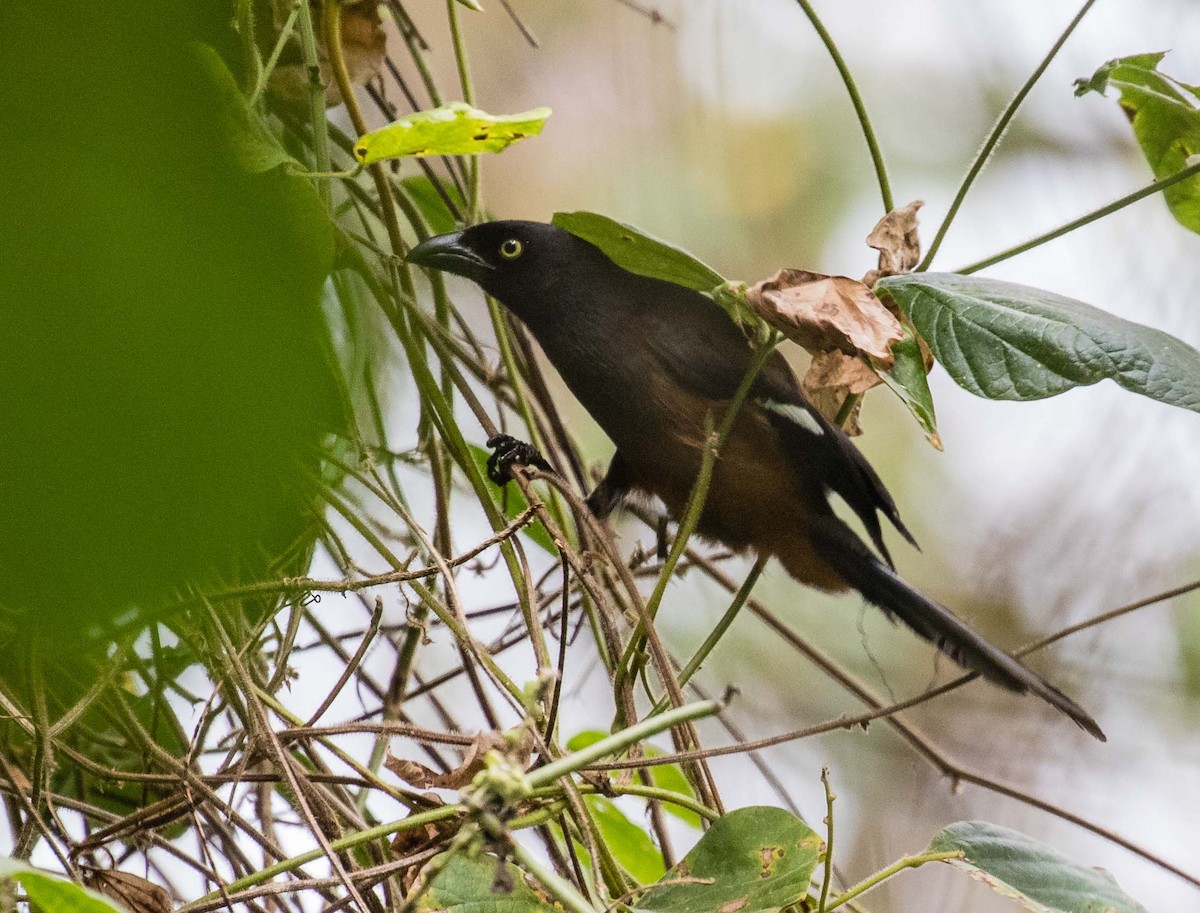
[863,200,924,287]
[801,350,882,435]
[745,269,903,365]
[385,731,518,790]
[269,1,387,109]
[83,870,172,913]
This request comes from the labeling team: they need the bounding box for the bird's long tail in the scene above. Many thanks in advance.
[804,517,1106,741]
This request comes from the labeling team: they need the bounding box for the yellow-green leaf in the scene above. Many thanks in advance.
[354,102,551,164]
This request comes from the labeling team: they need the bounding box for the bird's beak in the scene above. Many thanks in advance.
[406,231,493,281]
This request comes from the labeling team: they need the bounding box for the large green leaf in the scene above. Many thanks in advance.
[354,103,551,165]
[552,212,726,293]
[929,821,1148,913]
[1075,52,1200,233]
[0,859,126,913]
[0,5,340,639]
[417,854,556,913]
[877,273,1200,412]
[633,807,820,913]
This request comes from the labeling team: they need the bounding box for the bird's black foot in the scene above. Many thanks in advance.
[486,434,551,486]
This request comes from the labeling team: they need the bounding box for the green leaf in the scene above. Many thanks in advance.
[929,821,1149,913]
[468,444,556,555]
[190,42,295,173]
[633,806,820,913]
[0,859,127,913]
[1075,52,1200,233]
[877,273,1200,413]
[643,746,702,829]
[874,317,940,449]
[418,853,556,913]
[354,103,551,165]
[588,796,666,883]
[552,212,726,293]
[400,176,467,235]
[566,731,701,829]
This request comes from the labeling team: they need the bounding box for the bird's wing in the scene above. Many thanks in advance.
[640,279,916,562]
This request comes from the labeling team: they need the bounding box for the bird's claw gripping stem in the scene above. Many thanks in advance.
[485,434,552,486]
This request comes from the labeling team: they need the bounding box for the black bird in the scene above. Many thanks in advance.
[407,220,1105,741]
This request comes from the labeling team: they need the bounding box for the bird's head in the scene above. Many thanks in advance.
[406,220,607,318]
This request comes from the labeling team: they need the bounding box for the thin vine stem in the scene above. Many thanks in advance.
[794,0,892,213]
[825,851,963,910]
[955,158,1200,274]
[919,0,1100,271]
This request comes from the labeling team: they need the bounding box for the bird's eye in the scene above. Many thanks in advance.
[498,238,524,260]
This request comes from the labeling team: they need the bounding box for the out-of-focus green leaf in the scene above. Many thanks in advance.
[588,796,665,883]
[191,42,295,173]
[633,807,820,913]
[552,212,726,293]
[1175,588,1200,699]
[0,5,340,640]
[643,745,702,829]
[566,731,702,829]
[354,103,551,164]
[0,859,127,913]
[417,853,555,913]
[872,315,940,449]
[1075,52,1200,233]
[400,176,467,235]
[877,273,1200,413]
[468,445,556,555]
[929,821,1149,913]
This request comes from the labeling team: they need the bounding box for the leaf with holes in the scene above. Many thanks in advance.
[930,821,1149,913]
[877,273,1200,413]
[552,212,726,293]
[633,807,820,913]
[354,103,551,165]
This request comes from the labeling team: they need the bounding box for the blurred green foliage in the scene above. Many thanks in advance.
[0,2,341,642]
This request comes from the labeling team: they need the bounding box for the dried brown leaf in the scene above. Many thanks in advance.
[801,350,882,436]
[863,200,923,287]
[269,1,387,109]
[384,731,512,790]
[83,870,172,913]
[745,269,903,365]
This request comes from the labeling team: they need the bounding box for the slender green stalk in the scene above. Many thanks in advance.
[817,767,835,913]
[617,335,780,684]
[794,0,891,212]
[509,840,600,913]
[528,698,723,788]
[955,158,1200,274]
[237,0,262,97]
[183,805,465,909]
[918,0,1099,271]
[649,556,766,715]
[250,0,303,106]
[445,0,482,220]
[295,0,331,206]
[824,851,962,910]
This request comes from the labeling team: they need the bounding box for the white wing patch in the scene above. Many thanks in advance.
[761,399,825,437]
